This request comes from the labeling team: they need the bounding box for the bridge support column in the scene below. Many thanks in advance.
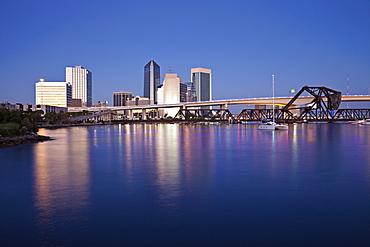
[158,108,164,119]
[128,110,133,120]
[142,109,146,120]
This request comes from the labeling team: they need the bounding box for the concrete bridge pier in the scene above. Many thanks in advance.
[142,108,146,120]
[128,110,133,120]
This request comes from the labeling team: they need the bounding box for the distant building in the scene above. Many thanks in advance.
[0,102,66,114]
[92,101,109,107]
[180,82,188,103]
[126,96,153,106]
[0,102,21,111]
[35,79,72,107]
[144,60,160,104]
[66,65,92,107]
[158,73,184,117]
[184,81,197,102]
[113,91,133,106]
[157,85,164,105]
[35,104,67,114]
[191,67,212,102]
[71,99,82,107]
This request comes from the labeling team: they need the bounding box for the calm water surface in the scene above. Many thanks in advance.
[1,123,370,246]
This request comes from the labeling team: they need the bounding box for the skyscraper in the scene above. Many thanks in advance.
[158,73,183,117]
[191,67,212,102]
[66,66,92,107]
[144,60,160,104]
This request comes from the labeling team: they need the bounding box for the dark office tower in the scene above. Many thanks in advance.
[144,60,160,104]
[191,67,212,102]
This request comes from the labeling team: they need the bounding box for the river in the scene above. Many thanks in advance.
[1,123,370,246]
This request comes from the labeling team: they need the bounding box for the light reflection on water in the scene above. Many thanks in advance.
[1,123,370,246]
[33,128,91,243]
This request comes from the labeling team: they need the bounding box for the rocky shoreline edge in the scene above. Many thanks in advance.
[0,134,52,149]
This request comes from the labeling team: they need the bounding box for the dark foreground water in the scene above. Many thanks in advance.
[1,123,370,246]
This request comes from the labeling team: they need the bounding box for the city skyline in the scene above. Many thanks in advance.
[1,0,369,105]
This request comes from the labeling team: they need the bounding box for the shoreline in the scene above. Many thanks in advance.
[0,134,52,149]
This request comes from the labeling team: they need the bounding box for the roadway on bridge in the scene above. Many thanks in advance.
[68,95,370,112]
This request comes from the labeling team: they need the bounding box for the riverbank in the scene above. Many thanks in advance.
[0,134,51,148]
[39,122,113,129]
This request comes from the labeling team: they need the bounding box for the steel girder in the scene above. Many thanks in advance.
[236,109,290,122]
[175,109,233,120]
[333,109,370,120]
[281,86,342,121]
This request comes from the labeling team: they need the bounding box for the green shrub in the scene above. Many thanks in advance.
[0,122,21,137]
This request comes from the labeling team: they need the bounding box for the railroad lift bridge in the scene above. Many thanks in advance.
[235,86,370,122]
[178,86,370,123]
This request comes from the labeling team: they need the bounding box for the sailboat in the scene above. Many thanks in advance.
[258,75,289,130]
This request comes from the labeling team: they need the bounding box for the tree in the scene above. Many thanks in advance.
[44,112,57,124]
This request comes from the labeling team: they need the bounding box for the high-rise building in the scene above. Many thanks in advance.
[35,79,72,107]
[113,91,133,106]
[190,67,212,102]
[66,65,92,107]
[158,73,184,117]
[144,60,160,104]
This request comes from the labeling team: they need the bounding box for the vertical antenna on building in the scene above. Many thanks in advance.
[346,73,349,108]
[168,66,172,73]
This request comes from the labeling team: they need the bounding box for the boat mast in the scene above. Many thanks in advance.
[272,74,275,122]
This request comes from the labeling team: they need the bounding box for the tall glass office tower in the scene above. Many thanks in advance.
[144,60,160,104]
[191,67,212,102]
[66,66,92,107]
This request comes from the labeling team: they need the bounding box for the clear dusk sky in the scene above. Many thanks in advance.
[0,0,369,105]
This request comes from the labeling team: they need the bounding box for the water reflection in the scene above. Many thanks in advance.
[2,123,370,246]
[34,128,91,234]
[155,124,181,207]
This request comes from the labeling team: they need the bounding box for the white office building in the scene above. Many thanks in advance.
[66,65,92,107]
[35,79,72,107]
[158,73,183,117]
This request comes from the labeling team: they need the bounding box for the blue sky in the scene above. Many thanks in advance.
[1,0,369,105]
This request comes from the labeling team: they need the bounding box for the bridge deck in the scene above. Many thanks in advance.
[68,95,370,112]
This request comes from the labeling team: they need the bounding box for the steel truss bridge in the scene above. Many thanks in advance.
[69,86,370,123]
[176,87,369,122]
[235,86,370,122]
